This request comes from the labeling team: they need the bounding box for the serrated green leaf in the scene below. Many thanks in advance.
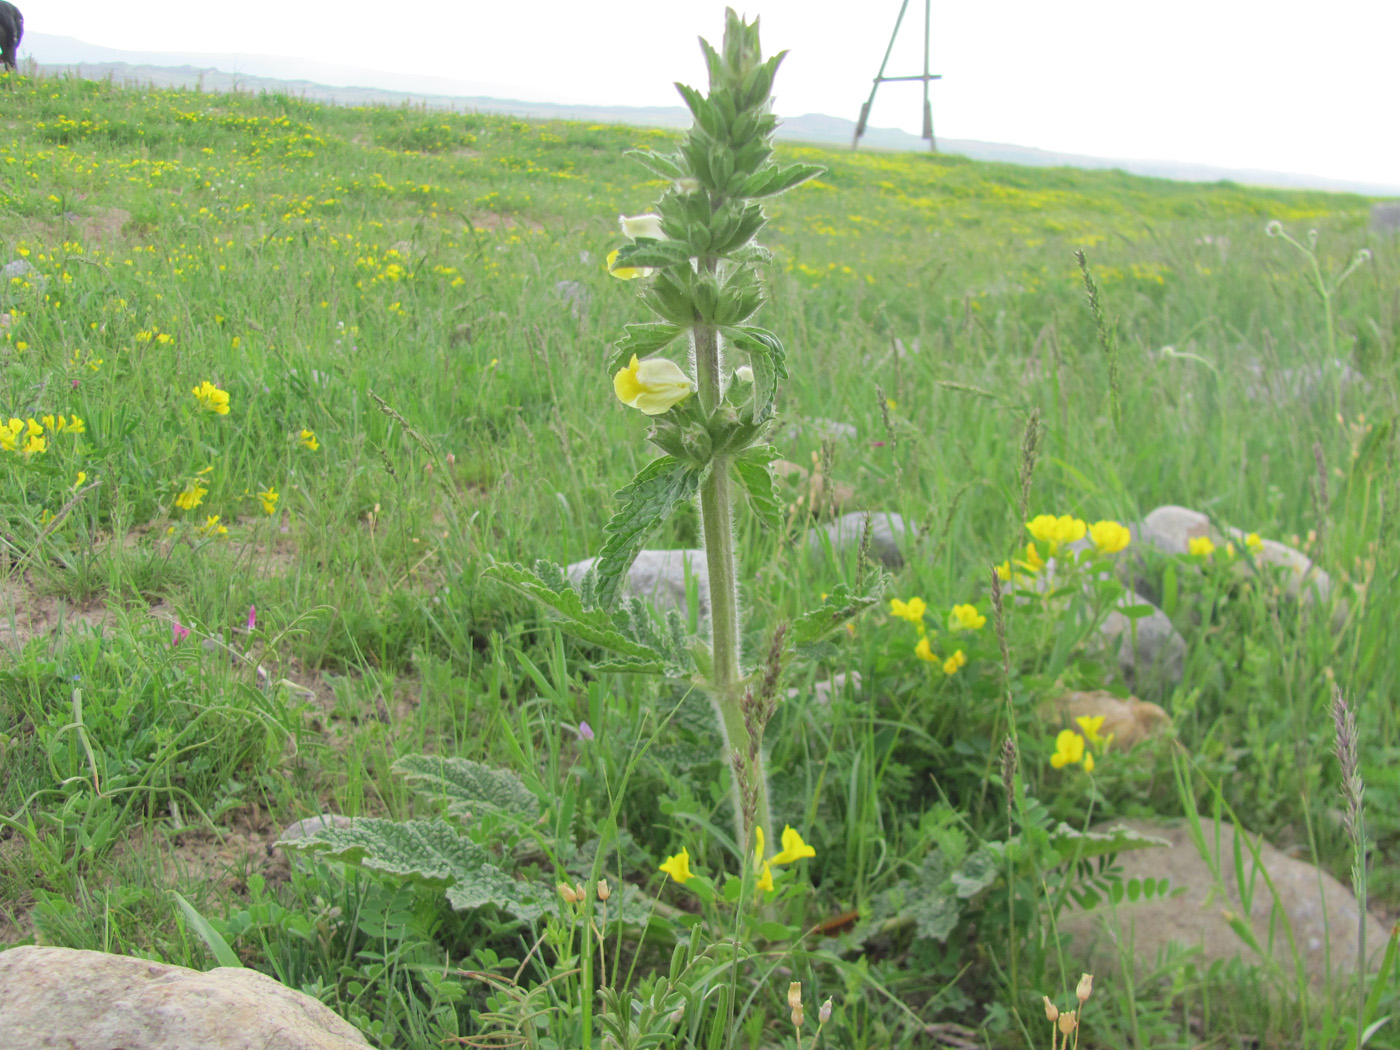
[613,240,694,270]
[595,457,704,609]
[733,446,782,532]
[280,818,551,921]
[738,163,824,199]
[392,755,539,825]
[626,148,684,180]
[591,656,671,675]
[791,573,887,649]
[482,561,665,661]
[1045,821,1171,861]
[607,323,686,375]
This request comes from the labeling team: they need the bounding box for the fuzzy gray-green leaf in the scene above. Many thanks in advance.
[392,755,539,825]
[608,323,686,375]
[595,457,704,609]
[722,324,786,423]
[791,573,887,649]
[738,163,824,200]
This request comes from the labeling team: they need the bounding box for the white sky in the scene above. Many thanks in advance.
[24,0,1400,187]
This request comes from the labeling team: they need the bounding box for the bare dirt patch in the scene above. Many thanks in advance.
[0,573,113,654]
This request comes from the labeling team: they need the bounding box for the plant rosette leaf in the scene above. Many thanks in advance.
[392,754,540,826]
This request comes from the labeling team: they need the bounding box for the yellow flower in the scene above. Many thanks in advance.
[299,428,320,451]
[21,432,46,456]
[199,514,228,537]
[257,487,279,515]
[606,248,654,281]
[175,482,209,511]
[1088,520,1131,554]
[1084,752,1095,773]
[1074,715,1113,750]
[1245,532,1264,553]
[771,826,816,865]
[1026,514,1087,553]
[755,861,774,893]
[949,603,986,631]
[1015,542,1046,574]
[754,825,766,868]
[659,846,694,884]
[914,635,937,663]
[1050,729,1085,769]
[1188,535,1216,557]
[995,560,1012,582]
[889,596,927,624]
[612,354,694,415]
[66,415,86,433]
[72,471,87,488]
[192,380,230,415]
[942,649,967,676]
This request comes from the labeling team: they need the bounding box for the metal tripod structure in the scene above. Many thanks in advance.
[851,0,941,151]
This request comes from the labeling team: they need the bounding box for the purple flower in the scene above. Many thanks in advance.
[172,621,191,646]
[578,721,594,741]
[246,604,257,632]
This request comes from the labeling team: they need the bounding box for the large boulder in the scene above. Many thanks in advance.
[1098,590,1187,692]
[567,549,709,620]
[0,945,369,1049]
[1057,818,1390,989]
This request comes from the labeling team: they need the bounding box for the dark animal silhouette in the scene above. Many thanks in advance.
[0,2,21,72]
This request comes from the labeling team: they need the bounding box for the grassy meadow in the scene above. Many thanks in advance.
[0,65,1397,1049]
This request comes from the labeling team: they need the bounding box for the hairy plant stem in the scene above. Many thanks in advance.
[693,317,773,849]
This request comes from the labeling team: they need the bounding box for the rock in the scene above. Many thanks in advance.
[279,813,354,842]
[1097,591,1187,692]
[567,549,709,620]
[808,510,914,569]
[781,417,857,445]
[1057,818,1390,989]
[771,458,855,516]
[787,671,862,706]
[554,280,590,320]
[1136,505,1346,629]
[1371,202,1400,234]
[0,945,369,1049]
[1051,690,1171,749]
[1242,358,1366,403]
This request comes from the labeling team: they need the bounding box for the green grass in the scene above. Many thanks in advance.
[0,67,1396,1050]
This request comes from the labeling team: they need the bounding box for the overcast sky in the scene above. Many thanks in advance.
[24,0,1400,187]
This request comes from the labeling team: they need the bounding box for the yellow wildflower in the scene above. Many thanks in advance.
[72,471,87,488]
[1026,514,1087,553]
[619,213,665,239]
[21,431,45,456]
[299,428,320,451]
[659,847,694,884]
[257,487,279,515]
[889,596,927,624]
[175,482,209,511]
[199,515,228,537]
[914,635,937,663]
[192,380,230,415]
[771,826,816,865]
[995,560,1012,582]
[1084,752,1095,774]
[1074,715,1113,750]
[66,415,86,433]
[1188,535,1216,558]
[942,649,967,676]
[1245,532,1264,553]
[1088,520,1131,554]
[949,603,986,631]
[612,354,694,415]
[1016,542,1046,573]
[754,825,766,868]
[1050,729,1085,769]
[755,861,774,894]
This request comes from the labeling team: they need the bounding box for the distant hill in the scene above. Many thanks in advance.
[23,32,1400,197]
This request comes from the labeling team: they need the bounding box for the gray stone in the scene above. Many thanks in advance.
[279,813,354,842]
[1136,505,1346,629]
[1243,358,1366,403]
[0,945,369,1049]
[1058,818,1389,989]
[567,549,709,620]
[554,280,590,320]
[1097,591,1187,692]
[787,671,862,706]
[1371,202,1400,234]
[808,510,913,569]
[781,417,858,445]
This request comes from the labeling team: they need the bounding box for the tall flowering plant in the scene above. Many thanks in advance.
[486,9,883,851]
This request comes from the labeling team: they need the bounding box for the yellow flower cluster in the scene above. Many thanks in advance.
[891,594,979,675]
[192,380,230,415]
[0,413,84,456]
[1051,715,1114,774]
[660,824,816,896]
